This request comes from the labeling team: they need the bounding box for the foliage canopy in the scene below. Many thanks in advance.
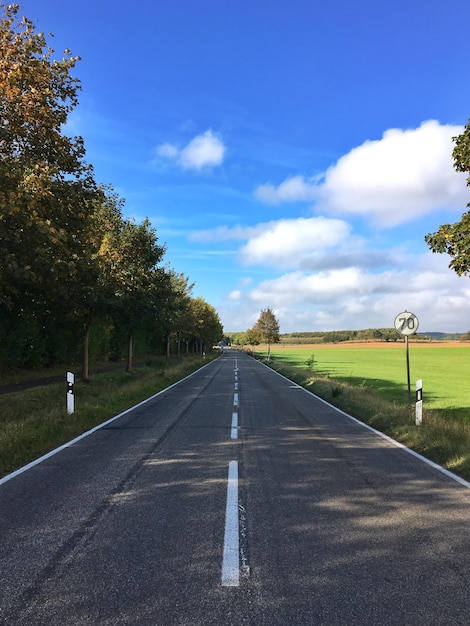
[425,119,470,275]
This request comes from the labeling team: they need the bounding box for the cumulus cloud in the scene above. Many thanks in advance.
[227,289,243,301]
[319,120,467,226]
[249,268,366,306]
[156,130,225,170]
[254,120,467,226]
[254,175,318,203]
[216,226,470,333]
[226,251,470,333]
[238,216,352,268]
[192,216,392,272]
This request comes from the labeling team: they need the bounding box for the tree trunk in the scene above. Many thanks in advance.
[126,330,133,371]
[82,321,91,382]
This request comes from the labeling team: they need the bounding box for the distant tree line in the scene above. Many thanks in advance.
[0,5,223,375]
[228,327,470,347]
[229,328,399,346]
[279,329,401,343]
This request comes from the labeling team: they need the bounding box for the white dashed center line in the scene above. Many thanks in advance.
[221,460,239,586]
[231,412,238,440]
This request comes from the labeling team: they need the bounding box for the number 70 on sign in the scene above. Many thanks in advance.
[394,311,419,336]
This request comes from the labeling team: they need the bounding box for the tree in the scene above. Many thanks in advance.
[245,328,259,351]
[0,3,101,366]
[425,119,470,274]
[0,4,96,302]
[75,185,126,380]
[187,297,224,354]
[100,216,166,371]
[0,4,106,369]
[254,307,280,359]
[162,271,194,357]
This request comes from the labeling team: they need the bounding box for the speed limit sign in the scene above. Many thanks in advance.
[394,311,419,336]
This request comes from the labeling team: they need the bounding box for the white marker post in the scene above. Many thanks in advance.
[416,379,423,426]
[66,372,75,415]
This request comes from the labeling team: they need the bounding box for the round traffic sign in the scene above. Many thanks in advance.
[394,311,419,336]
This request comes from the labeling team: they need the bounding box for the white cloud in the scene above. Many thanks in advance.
[156,130,225,170]
[192,216,393,272]
[190,224,262,242]
[157,143,179,160]
[254,175,318,204]
[180,130,225,169]
[219,252,470,333]
[228,290,243,301]
[253,120,468,227]
[238,216,352,268]
[248,268,366,306]
[319,120,467,226]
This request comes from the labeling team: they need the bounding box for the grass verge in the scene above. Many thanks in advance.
[0,354,215,479]
[257,354,470,483]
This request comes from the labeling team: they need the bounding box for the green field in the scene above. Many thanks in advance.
[268,344,470,422]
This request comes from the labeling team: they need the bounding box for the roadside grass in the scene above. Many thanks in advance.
[253,346,470,482]
[0,354,215,480]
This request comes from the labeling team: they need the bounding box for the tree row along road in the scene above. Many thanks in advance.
[0,351,469,625]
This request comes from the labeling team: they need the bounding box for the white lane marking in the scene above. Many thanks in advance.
[231,412,238,440]
[221,461,239,587]
[233,393,239,407]
[234,382,238,390]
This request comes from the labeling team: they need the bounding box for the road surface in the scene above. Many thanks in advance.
[1,350,469,625]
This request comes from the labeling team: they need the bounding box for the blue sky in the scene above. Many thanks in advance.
[19,0,470,333]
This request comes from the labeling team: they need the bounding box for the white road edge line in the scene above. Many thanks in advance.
[231,412,238,440]
[0,360,217,487]
[257,359,470,490]
[221,460,239,587]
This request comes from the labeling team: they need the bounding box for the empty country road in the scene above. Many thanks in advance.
[0,350,469,625]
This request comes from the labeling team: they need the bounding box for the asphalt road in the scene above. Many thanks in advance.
[1,350,469,625]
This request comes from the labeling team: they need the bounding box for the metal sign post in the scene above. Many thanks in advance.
[394,311,419,404]
[405,335,411,403]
